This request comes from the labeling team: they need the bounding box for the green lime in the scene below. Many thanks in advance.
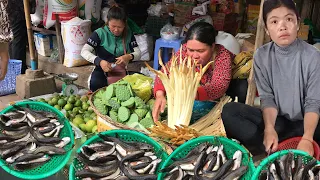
[85,120,97,133]
[75,95,81,99]
[79,124,87,132]
[82,103,89,111]
[51,97,59,105]
[58,99,67,107]
[68,97,76,104]
[84,117,91,123]
[69,95,76,99]
[54,105,61,110]
[75,100,82,107]
[38,98,45,102]
[73,117,84,126]
[53,92,60,98]
[64,103,73,111]
[65,111,70,118]
[75,114,83,119]
[90,113,97,119]
[68,111,75,119]
[87,107,94,113]
[84,112,91,118]
[64,97,69,101]
[81,95,89,102]
[48,100,54,106]
[92,125,98,133]
[73,107,81,114]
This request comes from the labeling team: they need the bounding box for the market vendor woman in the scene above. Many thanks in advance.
[81,4,141,92]
[222,0,320,156]
[153,22,239,122]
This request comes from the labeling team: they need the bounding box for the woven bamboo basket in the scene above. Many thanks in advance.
[90,86,230,142]
[89,86,149,134]
[190,95,232,137]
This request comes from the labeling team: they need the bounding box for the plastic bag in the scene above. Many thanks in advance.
[123,73,153,102]
[31,0,44,26]
[78,0,102,23]
[134,34,153,61]
[147,3,167,17]
[160,23,180,41]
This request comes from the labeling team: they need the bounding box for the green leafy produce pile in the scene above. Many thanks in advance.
[36,93,98,135]
[93,81,156,132]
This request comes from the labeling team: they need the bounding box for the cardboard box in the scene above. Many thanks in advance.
[298,24,309,40]
[34,32,57,57]
[246,4,260,34]
[211,12,238,35]
[174,2,195,26]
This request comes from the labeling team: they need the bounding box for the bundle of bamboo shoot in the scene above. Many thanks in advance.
[190,95,233,136]
[145,48,214,128]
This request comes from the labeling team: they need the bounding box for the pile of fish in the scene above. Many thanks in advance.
[0,105,70,171]
[259,152,320,180]
[75,133,163,180]
[162,142,248,180]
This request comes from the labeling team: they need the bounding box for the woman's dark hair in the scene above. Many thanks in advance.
[184,22,218,46]
[263,0,299,26]
[107,4,127,23]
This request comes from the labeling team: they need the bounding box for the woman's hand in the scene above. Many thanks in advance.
[152,91,166,122]
[100,60,112,72]
[115,54,132,65]
[297,137,314,156]
[263,127,278,153]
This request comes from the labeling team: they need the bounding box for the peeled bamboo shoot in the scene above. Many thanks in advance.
[145,47,213,128]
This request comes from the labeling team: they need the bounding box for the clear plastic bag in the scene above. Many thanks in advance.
[160,23,180,41]
[123,73,153,102]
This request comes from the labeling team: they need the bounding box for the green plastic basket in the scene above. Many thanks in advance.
[0,101,75,179]
[251,149,317,180]
[158,136,256,180]
[69,129,169,180]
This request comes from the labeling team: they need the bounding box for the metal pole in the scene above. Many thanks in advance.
[23,0,37,70]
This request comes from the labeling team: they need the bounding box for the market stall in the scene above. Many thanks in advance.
[1,0,320,179]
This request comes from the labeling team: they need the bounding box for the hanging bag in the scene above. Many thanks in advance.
[0,0,13,43]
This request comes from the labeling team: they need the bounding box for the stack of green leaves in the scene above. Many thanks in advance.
[93,81,156,131]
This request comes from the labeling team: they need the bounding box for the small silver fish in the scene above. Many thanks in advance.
[232,150,242,170]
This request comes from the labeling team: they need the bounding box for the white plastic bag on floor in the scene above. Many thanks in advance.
[43,0,77,29]
[134,34,153,61]
[62,17,91,67]
[78,0,102,23]
[31,0,44,26]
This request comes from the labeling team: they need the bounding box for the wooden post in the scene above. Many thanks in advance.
[55,14,65,64]
[245,0,265,106]
[23,0,37,70]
